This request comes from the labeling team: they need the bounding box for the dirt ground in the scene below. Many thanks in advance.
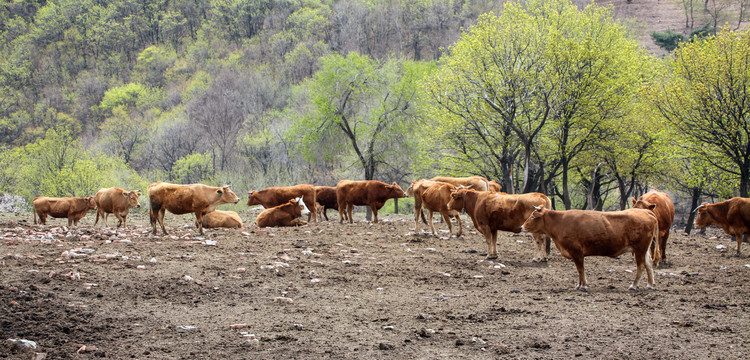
[0,208,749,359]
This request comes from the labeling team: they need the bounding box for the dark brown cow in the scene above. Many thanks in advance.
[247,185,317,222]
[336,180,406,224]
[429,176,489,192]
[256,197,310,228]
[32,196,97,226]
[446,188,552,261]
[521,207,659,290]
[314,186,346,221]
[94,187,141,228]
[694,197,750,256]
[407,179,462,236]
[199,210,243,229]
[148,182,240,236]
[632,190,675,266]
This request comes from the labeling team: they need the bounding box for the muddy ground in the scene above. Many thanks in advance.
[0,209,749,359]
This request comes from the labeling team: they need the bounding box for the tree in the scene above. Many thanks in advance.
[654,28,750,197]
[290,52,431,181]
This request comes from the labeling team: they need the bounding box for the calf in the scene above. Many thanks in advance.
[336,180,406,223]
[314,186,345,221]
[522,207,659,290]
[632,190,674,266]
[248,185,317,222]
[256,197,310,228]
[446,188,551,261]
[429,176,489,192]
[407,180,462,237]
[148,182,240,236]
[199,210,243,229]
[94,187,141,228]
[694,197,750,256]
[32,196,97,226]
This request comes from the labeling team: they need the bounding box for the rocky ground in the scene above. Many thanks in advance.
[1,210,749,359]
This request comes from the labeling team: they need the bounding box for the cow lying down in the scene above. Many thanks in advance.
[256,197,310,228]
[522,206,659,290]
[197,210,243,229]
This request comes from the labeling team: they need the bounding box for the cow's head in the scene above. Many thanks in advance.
[218,185,240,204]
[631,198,656,211]
[247,190,261,206]
[124,190,141,208]
[406,180,418,197]
[388,182,407,198]
[447,187,468,213]
[693,202,713,228]
[295,196,310,216]
[85,196,97,210]
[521,206,548,233]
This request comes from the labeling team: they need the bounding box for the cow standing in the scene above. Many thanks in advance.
[694,197,750,256]
[407,179,462,237]
[199,210,243,229]
[256,197,310,228]
[247,185,317,222]
[314,186,345,221]
[336,180,406,224]
[148,182,240,236]
[521,207,659,290]
[632,190,675,266]
[32,196,97,226]
[429,176,490,192]
[446,188,551,262]
[94,188,141,228]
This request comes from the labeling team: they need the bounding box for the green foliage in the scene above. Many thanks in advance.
[99,83,163,115]
[651,29,685,51]
[134,45,177,87]
[173,152,214,184]
[689,23,714,40]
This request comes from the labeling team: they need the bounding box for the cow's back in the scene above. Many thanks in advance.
[638,191,675,231]
[203,210,242,228]
[254,185,315,207]
[315,186,338,208]
[429,176,489,192]
[728,197,750,229]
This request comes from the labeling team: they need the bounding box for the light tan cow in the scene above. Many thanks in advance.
[429,176,490,192]
[148,182,240,235]
[32,196,97,226]
[94,187,141,228]
[199,210,243,229]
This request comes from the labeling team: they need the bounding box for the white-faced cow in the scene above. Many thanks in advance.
[256,197,310,228]
[247,185,317,222]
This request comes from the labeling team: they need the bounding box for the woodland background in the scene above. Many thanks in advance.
[1,0,749,224]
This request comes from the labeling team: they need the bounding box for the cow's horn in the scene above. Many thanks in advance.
[223,185,230,189]
[692,204,705,213]
[533,206,542,211]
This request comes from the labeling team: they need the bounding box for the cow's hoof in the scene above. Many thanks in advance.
[628,285,638,291]
[575,286,588,292]
[485,255,498,260]
[646,285,655,290]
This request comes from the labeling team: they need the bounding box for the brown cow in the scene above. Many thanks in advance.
[632,190,675,266]
[314,186,346,221]
[694,197,750,256]
[199,210,243,229]
[407,179,462,236]
[148,182,240,236]
[429,176,490,192]
[32,196,97,226]
[446,188,552,262]
[94,188,141,228]
[521,207,659,290]
[488,180,502,192]
[247,185,317,222]
[256,197,310,228]
[336,180,406,224]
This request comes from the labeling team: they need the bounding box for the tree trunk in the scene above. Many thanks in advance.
[394,198,398,214]
[684,187,702,235]
[562,161,571,209]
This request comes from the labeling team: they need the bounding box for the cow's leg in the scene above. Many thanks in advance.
[95,209,102,227]
[428,210,436,235]
[440,211,452,236]
[414,200,422,233]
[157,209,168,235]
[121,214,128,229]
[531,233,547,262]
[338,204,345,224]
[630,248,651,290]
[39,214,46,225]
[454,214,463,237]
[490,230,498,259]
[573,256,587,290]
[735,234,743,256]
[347,204,354,224]
[115,213,124,228]
[659,229,669,264]
[68,217,73,227]
[195,211,204,235]
[371,206,379,223]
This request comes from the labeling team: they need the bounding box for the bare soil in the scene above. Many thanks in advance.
[1,209,749,359]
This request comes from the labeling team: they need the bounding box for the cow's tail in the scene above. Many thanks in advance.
[651,219,661,267]
[32,205,37,225]
[420,209,427,224]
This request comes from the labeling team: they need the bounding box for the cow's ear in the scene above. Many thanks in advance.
[648,204,656,211]
[631,197,637,205]
[122,192,128,197]
[217,190,223,195]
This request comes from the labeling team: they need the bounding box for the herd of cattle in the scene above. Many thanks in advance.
[27,176,750,290]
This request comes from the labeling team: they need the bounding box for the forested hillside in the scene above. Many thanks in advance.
[1,0,749,213]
